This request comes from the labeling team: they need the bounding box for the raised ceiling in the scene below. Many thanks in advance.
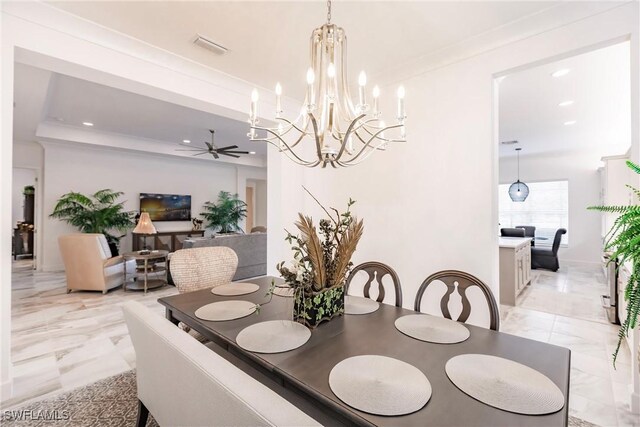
[13,63,266,159]
[499,41,631,159]
[47,1,570,98]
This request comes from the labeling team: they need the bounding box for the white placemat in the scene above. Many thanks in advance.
[236,320,311,353]
[328,355,431,416]
[272,284,295,297]
[211,282,260,296]
[445,354,565,415]
[194,300,257,322]
[395,314,470,344]
[344,296,380,315]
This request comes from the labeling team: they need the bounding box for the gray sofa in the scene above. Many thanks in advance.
[182,233,267,281]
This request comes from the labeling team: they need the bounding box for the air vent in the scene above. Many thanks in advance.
[500,140,519,145]
[194,34,228,55]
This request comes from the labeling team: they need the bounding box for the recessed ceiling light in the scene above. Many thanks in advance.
[249,151,256,155]
[500,140,519,145]
[82,122,94,127]
[182,139,191,144]
[564,120,577,126]
[558,100,574,107]
[551,69,570,78]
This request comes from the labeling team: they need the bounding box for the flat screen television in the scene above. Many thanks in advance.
[140,193,191,221]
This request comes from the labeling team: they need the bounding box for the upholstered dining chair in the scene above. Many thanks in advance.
[414,270,500,331]
[515,225,536,246]
[500,228,526,238]
[531,228,567,272]
[169,246,239,341]
[170,246,238,293]
[345,262,403,307]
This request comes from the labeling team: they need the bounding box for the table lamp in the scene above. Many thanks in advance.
[133,212,157,255]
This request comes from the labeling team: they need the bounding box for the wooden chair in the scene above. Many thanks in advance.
[414,270,500,331]
[345,262,403,307]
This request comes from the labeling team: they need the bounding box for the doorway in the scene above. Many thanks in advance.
[11,167,38,269]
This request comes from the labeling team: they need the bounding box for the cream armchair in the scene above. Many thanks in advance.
[58,233,135,294]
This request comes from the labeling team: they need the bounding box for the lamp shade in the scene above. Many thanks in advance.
[133,212,157,235]
[508,180,529,202]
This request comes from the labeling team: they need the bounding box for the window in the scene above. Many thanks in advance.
[499,180,569,246]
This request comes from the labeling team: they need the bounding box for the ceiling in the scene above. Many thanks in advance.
[46,1,569,98]
[499,41,631,159]
[13,63,267,158]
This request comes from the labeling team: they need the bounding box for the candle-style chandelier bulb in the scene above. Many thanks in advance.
[247,0,406,168]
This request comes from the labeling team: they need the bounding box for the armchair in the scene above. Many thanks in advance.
[58,233,135,294]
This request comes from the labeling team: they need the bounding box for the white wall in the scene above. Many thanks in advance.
[500,151,604,264]
[11,168,35,226]
[269,3,639,319]
[39,142,265,271]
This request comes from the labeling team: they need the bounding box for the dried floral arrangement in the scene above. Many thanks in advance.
[277,187,364,293]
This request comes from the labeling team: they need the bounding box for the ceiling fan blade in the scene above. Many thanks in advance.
[204,141,214,150]
[216,145,238,151]
[222,150,249,154]
[176,148,207,152]
[212,152,220,159]
[219,152,240,158]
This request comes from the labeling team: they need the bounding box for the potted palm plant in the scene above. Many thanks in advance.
[50,189,135,256]
[200,191,248,234]
[589,160,640,367]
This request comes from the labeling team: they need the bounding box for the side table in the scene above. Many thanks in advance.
[123,250,169,294]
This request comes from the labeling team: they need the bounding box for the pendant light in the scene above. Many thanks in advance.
[508,148,529,202]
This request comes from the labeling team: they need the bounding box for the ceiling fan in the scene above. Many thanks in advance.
[176,129,249,159]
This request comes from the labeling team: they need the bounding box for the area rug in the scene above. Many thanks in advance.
[1,369,598,426]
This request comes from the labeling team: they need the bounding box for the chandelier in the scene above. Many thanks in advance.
[247,0,407,168]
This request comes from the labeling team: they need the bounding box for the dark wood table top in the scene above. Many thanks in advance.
[158,276,570,427]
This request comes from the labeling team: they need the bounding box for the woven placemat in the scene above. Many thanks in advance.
[194,300,256,321]
[272,284,295,297]
[329,355,431,416]
[445,354,565,415]
[344,296,380,315]
[211,282,260,296]
[395,314,470,344]
[236,320,311,353]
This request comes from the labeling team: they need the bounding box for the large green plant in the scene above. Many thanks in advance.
[589,160,640,365]
[200,191,247,234]
[49,189,135,246]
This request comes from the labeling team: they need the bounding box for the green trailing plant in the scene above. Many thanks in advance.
[49,189,135,248]
[23,185,35,195]
[200,191,248,234]
[589,160,640,366]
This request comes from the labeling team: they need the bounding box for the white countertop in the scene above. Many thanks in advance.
[499,237,532,249]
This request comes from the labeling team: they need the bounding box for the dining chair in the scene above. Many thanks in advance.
[515,225,536,246]
[500,228,526,238]
[531,228,567,272]
[169,246,239,341]
[414,270,500,331]
[345,262,403,307]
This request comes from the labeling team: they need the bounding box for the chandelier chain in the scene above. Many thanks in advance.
[327,0,331,23]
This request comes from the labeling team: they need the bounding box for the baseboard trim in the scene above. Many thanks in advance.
[1,378,13,403]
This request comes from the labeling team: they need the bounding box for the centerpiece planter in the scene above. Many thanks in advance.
[293,284,345,329]
[274,187,363,330]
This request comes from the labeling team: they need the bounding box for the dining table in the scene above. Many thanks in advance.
[158,276,570,427]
